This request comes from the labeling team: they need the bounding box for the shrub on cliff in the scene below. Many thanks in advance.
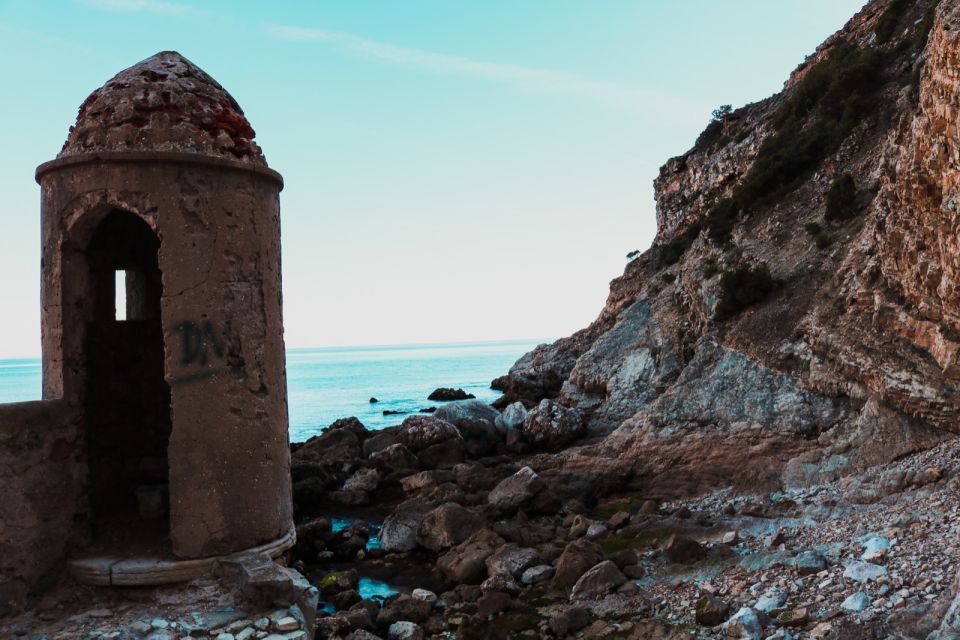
[825,173,858,221]
[714,265,779,321]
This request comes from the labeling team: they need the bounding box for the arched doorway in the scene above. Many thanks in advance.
[83,211,171,540]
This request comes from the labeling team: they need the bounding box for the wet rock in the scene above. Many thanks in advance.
[569,560,626,600]
[410,589,437,606]
[417,502,484,552]
[437,529,505,583]
[662,534,706,563]
[486,466,545,511]
[553,538,605,589]
[380,500,432,553]
[485,545,540,579]
[521,399,585,449]
[428,388,476,401]
[695,594,730,626]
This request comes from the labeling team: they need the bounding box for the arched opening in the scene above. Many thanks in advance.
[83,210,172,546]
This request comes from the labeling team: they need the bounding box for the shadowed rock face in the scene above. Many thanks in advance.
[61,51,265,164]
[497,0,960,495]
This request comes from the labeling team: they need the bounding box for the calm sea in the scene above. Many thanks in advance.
[0,340,541,442]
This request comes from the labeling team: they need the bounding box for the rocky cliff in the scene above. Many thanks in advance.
[497,0,960,498]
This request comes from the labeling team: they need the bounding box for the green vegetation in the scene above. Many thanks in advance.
[599,530,669,555]
[825,173,858,221]
[804,221,832,248]
[714,264,779,321]
[693,104,733,152]
[875,0,912,44]
[660,272,676,284]
[656,222,702,268]
[702,259,719,279]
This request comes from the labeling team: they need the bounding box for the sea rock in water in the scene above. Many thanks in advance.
[428,388,476,401]
[520,399,585,450]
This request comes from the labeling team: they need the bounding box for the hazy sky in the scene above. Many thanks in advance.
[0,0,866,358]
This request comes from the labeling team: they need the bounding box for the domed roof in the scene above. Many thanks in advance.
[60,51,266,165]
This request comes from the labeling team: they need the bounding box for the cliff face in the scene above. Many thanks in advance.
[498,0,960,498]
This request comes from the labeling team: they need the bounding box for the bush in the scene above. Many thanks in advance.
[804,221,832,248]
[657,222,702,268]
[702,260,719,279]
[694,105,734,152]
[704,41,892,244]
[714,265,779,321]
[825,173,858,221]
[661,272,676,284]
[804,222,822,235]
[875,0,911,44]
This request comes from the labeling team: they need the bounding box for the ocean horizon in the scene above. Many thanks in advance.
[0,339,543,442]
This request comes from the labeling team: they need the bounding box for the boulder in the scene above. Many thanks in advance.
[841,592,871,612]
[377,595,432,626]
[548,606,591,637]
[433,399,499,426]
[380,500,432,553]
[363,430,399,458]
[416,439,465,469]
[433,400,501,457]
[843,561,887,583]
[342,468,379,492]
[695,594,730,626]
[369,444,419,472]
[485,545,540,579]
[552,538,604,589]
[520,564,554,585]
[793,550,827,575]
[437,529,505,584]
[396,416,462,453]
[486,466,545,511]
[428,388,476,401]
[723,607,762,640]
[662,535,706,563]
[386,621,424,640]
[417,503,484,552]
[569,560,626,601]
[494,402,527,437]
[520,399,585,450]
[294,427,362,464]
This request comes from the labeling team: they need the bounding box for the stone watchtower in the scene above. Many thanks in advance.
[33,51,293,583]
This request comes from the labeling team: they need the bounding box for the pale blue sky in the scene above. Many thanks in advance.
[0,0,866,357]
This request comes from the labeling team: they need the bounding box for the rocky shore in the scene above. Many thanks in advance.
[284,398,960,640]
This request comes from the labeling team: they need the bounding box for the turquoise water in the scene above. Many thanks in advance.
[0,340,540,442]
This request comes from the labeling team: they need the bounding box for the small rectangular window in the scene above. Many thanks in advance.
[115,270,127,321]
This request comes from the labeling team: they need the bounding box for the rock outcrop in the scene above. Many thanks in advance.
[496,0,956,496]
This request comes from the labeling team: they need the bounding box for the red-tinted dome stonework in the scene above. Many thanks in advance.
[60,51,266,165]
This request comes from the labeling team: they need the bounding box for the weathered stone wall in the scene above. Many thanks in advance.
[38,154,293,559]
[0,400,84,616]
